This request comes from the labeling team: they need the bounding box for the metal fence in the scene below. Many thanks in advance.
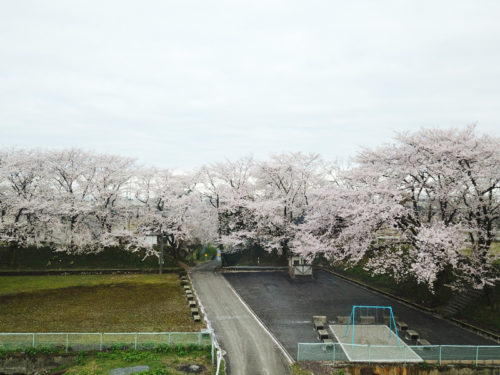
[297,343,500,366]
[0,331,214,359]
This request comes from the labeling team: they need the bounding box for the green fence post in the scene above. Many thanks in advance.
[66,334,69,353]
[32,333,35,348]
[134,333,138,350]
[198,332,201,346]
[368,345,371,364]
[297,344,300,362]
[333,343,336,363]
[403,345,406,364]
[168,333,171,345]
[439,346,442,365]
[475,346,479,367]
[100,333,103,351]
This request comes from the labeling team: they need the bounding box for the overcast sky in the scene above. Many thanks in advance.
[1,1,499,169]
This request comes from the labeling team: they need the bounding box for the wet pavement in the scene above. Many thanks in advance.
[224,271,497,359]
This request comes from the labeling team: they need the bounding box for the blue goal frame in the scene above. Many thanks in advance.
[343,305,401,347]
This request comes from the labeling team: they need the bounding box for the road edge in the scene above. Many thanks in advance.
[221,273,295,365]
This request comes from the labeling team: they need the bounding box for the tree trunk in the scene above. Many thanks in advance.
[159,235,164,275]
[9,245,17,269]
[485,286,496,309]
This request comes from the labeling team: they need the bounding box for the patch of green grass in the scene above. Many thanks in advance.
[0,274,203,332]
[64,347,215,375]
[292,363,313,375]
[0,274,169,296]
[456,285,500,333]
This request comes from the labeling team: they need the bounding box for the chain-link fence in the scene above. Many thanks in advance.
[0,331,213,355]
[297,343,500,365]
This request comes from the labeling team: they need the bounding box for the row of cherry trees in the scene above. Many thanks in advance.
[292,126,499,290]
[0,149,214,257]
[1,126,498,290]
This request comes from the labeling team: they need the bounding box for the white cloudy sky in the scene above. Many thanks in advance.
[1,1,499,169]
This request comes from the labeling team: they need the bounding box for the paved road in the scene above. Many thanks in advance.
[190,261,291,375]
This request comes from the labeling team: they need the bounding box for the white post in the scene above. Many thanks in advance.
[100,333,103,351]
[333,343,336,362]
[134,333,138,350]
[198,332,201,346]
[368,345,371,364]
[168,333,171,345]
[297,344,301,362]
[32,333,35,348]
[66,334,69,353]
[475,346,479,367]
[439,346,442,365]
[211,330,215,364]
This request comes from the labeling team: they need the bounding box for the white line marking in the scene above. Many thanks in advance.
[222,275,295,364]
[330,327,352,361]
[330,325,423,362]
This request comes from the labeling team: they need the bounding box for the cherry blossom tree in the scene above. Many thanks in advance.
[133,168,205,271]
[294,126,499,291]
[0,149,51,248]
[198,157,256,250]
[90,153,136,248]
[250,152,328,257]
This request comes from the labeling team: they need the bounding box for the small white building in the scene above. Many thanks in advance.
[140,233,159,248]
[288,255,313,278]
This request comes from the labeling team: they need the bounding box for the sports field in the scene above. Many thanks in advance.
[224,271,497,360]
[0,274,201,332]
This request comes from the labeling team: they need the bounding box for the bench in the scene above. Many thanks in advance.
[312,316,327,323]
[405,330,419,341]
[183,285,191,290]
[336,316,350,324]
[186,294,194,301]
[396,321,408,331]
[193,314,201,322]
[184,288,192,293]
[190,308,199,316]
[188,300,197,308]
[180,280,188,286]
[317,329,329,340]
[312,316,327,330]
[360,316,375,324]
[314,321,325,330]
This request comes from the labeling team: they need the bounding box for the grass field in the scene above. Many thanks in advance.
[63,347,217,375]
[0,274,202,332]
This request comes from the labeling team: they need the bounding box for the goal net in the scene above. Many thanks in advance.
[343,305,401,346]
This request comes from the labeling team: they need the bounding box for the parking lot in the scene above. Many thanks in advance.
[224,270,497,359]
